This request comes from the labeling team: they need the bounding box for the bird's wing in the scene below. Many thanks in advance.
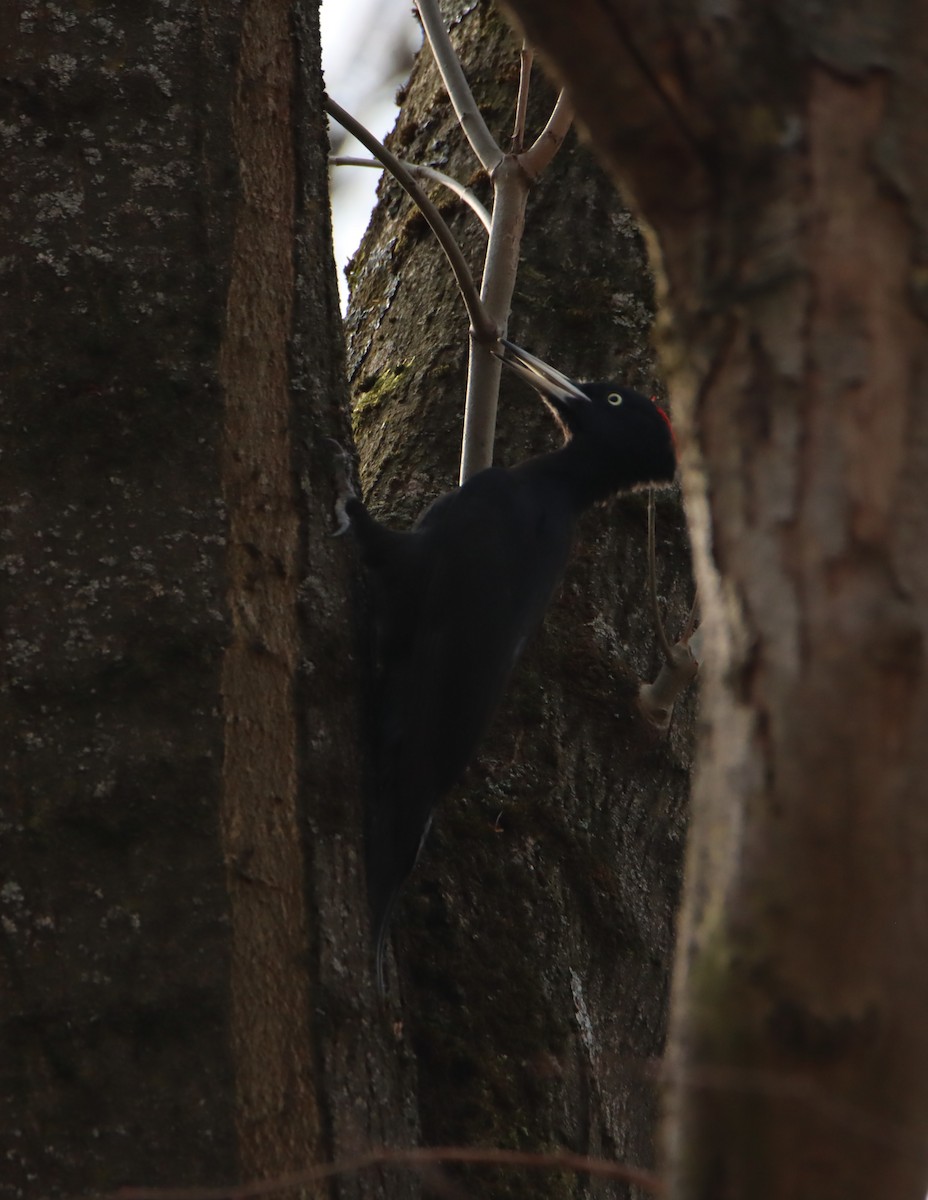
[366,469,575,962]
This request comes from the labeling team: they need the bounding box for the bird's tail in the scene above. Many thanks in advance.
[372,886,400,994]
[367,807,433,993]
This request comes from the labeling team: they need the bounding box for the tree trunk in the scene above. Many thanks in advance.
[344,3,694,1195]
[1,4,412,1197]
[497,2,928,1198]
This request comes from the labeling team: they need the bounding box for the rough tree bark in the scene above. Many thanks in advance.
[498,2,928,1199]
[1,3,413,1197]
[344,2,694,1195]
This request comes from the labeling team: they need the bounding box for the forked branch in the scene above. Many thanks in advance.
[328,10,573,481]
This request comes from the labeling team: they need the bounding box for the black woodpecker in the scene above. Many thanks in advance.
[336,340,677,988]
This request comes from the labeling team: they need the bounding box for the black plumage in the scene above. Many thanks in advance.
[338,341,677,986]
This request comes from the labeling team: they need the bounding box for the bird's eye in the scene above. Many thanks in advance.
[607,393,623,406]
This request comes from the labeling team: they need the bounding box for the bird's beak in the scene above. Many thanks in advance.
[496,339,589,407]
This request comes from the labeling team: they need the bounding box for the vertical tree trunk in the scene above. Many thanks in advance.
[498,3,928,1198]
[344,4,694,1194]
[2,6,239,1189]
[1,4,413,1196]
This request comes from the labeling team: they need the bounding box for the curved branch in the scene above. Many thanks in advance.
[329,156,492,232]
[414,0,503,173]
[520,89,574,179]
[680,589,700,642]
[117,1143,662,1200]
[325,97,497,342]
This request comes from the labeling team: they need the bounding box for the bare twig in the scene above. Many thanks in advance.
[452,50,570,479]
[459,155,531,481]
[116,1144,663,1200]
[325,96,496,342]
[520,89,574,179]
[329,18,570,481]
[511,41,533,151]
[680,589,700,641]
[330,155,492,232]
[414,0,503,173]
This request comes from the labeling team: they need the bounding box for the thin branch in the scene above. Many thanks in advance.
[116,1145,663,1200]
[648,488,676,666]
[330,156,492,232]
[459,155,531,481]
[414,0,503,173]
[330,27,568,480]
[325,97,496,342]
[511,41,533,152]
[520,89,574,179]
[680,589,700,642]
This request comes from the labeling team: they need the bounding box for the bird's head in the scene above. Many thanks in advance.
[498,340,677,490]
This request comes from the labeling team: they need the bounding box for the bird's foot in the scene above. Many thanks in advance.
[326,437,358,538]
